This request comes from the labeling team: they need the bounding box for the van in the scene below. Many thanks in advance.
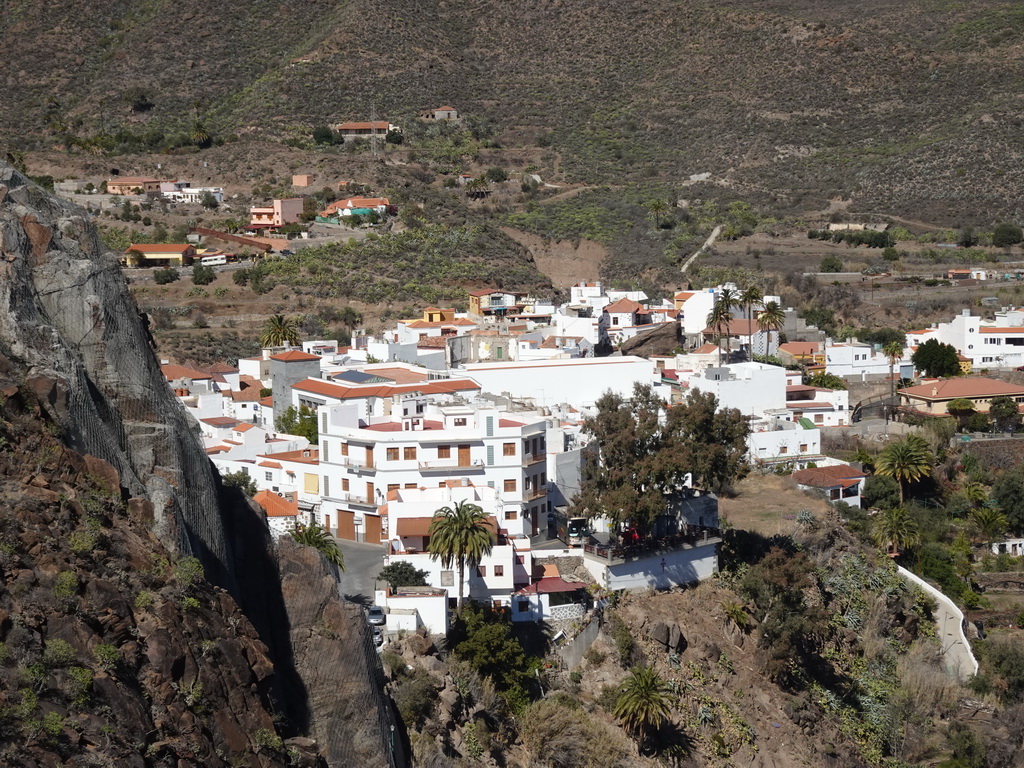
[200,255,227,267]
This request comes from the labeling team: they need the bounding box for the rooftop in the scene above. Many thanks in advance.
[899,377,1024,400]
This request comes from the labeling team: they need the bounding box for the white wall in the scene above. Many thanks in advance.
[581,541,719,591]
[747,426,821,465]
[687,362,787,418]
[462,356,659,408]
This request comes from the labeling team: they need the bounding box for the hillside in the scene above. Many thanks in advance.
[4,0,1024,219]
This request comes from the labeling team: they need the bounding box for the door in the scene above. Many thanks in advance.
[458,444,471,467]
[337,510,355,540]
[365,513,382,543]
[365,446,374,468]
[367,482,375,505]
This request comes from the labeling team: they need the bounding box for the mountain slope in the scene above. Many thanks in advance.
[4,1,1024,218]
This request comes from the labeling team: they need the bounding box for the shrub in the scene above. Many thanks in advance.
[393,667,436,728]
[252,727,284,753]
[521,693,632,768]
[606,610,635,667]
[820,254,843,273]
[192,263,216,285]
[93,644,120,672]
[53,571,78,602]
[68,530,97,553]
[134,591,154,610]
[42,639,77,667]
[66,666,93,706]
[153,267,179,284]
[174,556,204,590]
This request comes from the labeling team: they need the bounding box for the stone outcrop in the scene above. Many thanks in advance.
[619,321,682,358]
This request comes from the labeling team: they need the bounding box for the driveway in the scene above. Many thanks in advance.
[336,539,386,605]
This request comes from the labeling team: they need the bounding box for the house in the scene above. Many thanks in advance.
[701,318,778,358]
[468,289,535,319]
[165,186,225,205]
[336,121,398,140]
[747,418,823,468]
[380,483,533,609]
[990,538,1024,557]
[793,464,866,507]
[373,585,450,635]
[778,341,825,368]
[824,342,895,379]
[511,563,590,623]
[317,197,391,222]
[674,289,718,340]
[317,398,551,542]
[898,377,1024,416]
[947,269,987,281]
[270,350,322,423]
[123,243,196,268]
[106,177,162,196]
[249,198,303,228]
[253,490,302,538]
[422,106,460,121]
[394,307,478,345]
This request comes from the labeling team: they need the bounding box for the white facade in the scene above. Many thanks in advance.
[747,420,822,467]
[374,587,450,635]
[317,398,552,541]
[825,342,899,379]
[581,539,719,591]
[684,362,788,418]
[461,356,661,408]
[911,309,1024,369]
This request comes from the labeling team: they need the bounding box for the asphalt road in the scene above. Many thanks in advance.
[336,539,387,606]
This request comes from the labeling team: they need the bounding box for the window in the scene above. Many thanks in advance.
[518,601,529,613]
[779,446,789,454]
[494,566,504,577]
[438,444,451,459]
[323,476,330,496]
[405,483,417,489]
[386,447,399,461]
[800,444,808,452]
[503,442,516,456]
[486,416,494,436]
[477,566,487,577]
[321,440,328,462]
[814,414,823,424]
[264,472,273,481]
[507,510,517,520]
[504,479,517,493]
[341,442,349,456]
[516,556,525,565]
[342,478,350,492]
[321,413,327,432]
[404,446,417,460]
[454,417,467,427]
[387,484,399,492]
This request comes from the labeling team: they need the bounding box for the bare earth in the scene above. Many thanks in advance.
[501,227,605,290]
[719,474,832,537]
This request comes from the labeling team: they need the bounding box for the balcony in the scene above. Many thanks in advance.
[523,451,546,466]
[330,492,376,507]
[334,456,376,473]
[525,487,547,501]
[418,458,485,472]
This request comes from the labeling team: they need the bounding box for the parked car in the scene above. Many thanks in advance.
[372,627,384,647]
[366,605,386,625]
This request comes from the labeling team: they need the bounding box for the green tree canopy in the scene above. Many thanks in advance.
[612,666,673,748]
[993,223,1024,248]
[804,371,847,390]
[574,385,749,533]
[260,314,301,347]
[989,395,1022,433]
[275,405,318,444]
[378,561,429,591]
[874,435,935,503]
[819,254,843,273]
[872,506,920,556]
[992,467,1024,534]
[911,339,962,378]
[192,263,215,285]
[222,468,257,496]
[862,474,901,510]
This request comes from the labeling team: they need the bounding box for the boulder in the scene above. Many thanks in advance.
[650,621,670,647]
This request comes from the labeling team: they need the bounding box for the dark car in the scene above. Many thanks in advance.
[366,605,386,626]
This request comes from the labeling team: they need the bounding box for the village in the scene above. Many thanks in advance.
[153,260,1024,645]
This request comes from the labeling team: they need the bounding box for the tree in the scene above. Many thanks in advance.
[911,339,962,378]
[385,129,404,145]
[957,226,977,248]
[275,405,318,444]
[862,474,901,510]
[484,166,508,183]
[312,125,335,145]
[290,523,345,570]
[874,435,935,503]
[739,285,763,360]
[260,314,300,347]
[706,287,738,362]
[222,469,257,496]
[992,223,1024,248]
[191,263,215,285]
[872,506,920,556]
[378,561,429,591]
[883,340,904,425]
[338,305,363,328]
[612,666,673,748]
[153,267,179,285]
[990,395,1022,433]
[819,254,843,273]
[189,121,212,149]
[427,501,494,616]
[804,371,847,390]
[947,398,977,430]
[575,385,749,533]
[970,506,1007,548]
[992,467,1024,534]
[756,300,785,343]
[199,190,219,210]
[646,199,668,228]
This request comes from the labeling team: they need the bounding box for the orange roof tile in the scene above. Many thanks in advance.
[898,377,1024,400]
[270,350,320,362]
[162,364,212,381]
[127,243,193,254]
[254,490,299,518]
[979,327,1024,334]
[604,298,644,314]
[234,423,256,432]
[258,461,283,469]
[292,377,480,401]
[257,448,319,464]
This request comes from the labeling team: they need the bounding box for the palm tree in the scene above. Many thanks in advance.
[189,120,212,149]
[613,666,674,748]
[882,340,904,425]
[706,288,737,363]
[962,481,988,508]
[872,506,920,556]
[290,523,345,570]
[427,501,494,616]
[647,199,668,228]
[260,314,300,348]
[756,300,785,355]
[739,286,763,360]
[875,435,934,504]
[970,506,1007,548]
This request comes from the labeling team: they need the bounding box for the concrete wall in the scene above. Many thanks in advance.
[581,541,719,591]
[897,566,978,681]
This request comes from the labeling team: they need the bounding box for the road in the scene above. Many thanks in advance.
[336,539,386,606]
[898,566,978,681]
[680,224,723,274]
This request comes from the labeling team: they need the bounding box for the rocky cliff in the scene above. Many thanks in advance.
[0,164,392,766]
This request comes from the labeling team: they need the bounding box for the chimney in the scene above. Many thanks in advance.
[931,387,937,397]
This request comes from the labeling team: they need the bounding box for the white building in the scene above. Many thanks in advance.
[747,418,823,468]
[316,395,551,543]
[381,483,533,608]
[674,289,717,339]
[825,341,899,379]
[684,362,789,418]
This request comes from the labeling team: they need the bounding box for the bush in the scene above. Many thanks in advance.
[93,643,121,671]
[174,556,204,590]
[606,610,635,667]
[192,263,216,285]
[393,667,436,728]
[42,639,77,667]
[232,268,250,286]
[485,166,508,183]
[820,254,843,273]
[992,223,1023,248]
[378,561,429,590]
[153,267,179,284]
[521,693,632,767]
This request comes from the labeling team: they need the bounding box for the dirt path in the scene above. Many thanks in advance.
[680,224,723,274]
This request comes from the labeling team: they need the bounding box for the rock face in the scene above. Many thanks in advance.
[619,321,682,359]
[0,163,230,582]
[278,540,394,767]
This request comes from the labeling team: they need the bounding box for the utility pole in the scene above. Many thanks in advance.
[370,100,380,159]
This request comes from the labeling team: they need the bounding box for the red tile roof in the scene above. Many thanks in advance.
[201,417,239,427]
[258,461,283,469]
[792,464,865,489]
[270,350,321,362]
[979,327,1024,334]
[516,577,588,595]
[127,243,193,254]
[899,377,1024,400]
[254,490,299,518]
[337,121,391,131]
[162,364,212,381]
[363,419,444,432]
[292,378,480,401]
[604,298,643,314]
[258,448,319,464]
